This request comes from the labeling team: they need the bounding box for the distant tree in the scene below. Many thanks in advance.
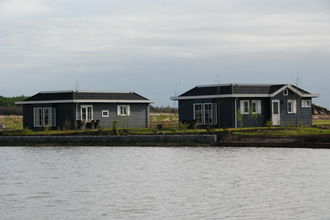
[0,96,28,115]
[150,105,178,114]
[0,96,28,107]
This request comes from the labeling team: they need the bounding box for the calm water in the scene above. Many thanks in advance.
[1,147,330,220]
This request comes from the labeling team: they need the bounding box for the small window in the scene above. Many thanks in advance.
[102,110,109,117]
[301,100,311,108]
[117,105,130,116]
[193,103,203,124]
[240,100,250,114]
[283,89,288,96]
[287,100,297,114]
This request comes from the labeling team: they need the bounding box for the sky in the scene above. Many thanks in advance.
[1,0,329,107]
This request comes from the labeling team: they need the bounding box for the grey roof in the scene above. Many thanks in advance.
[19,90,152,103]
[178,84,311,97]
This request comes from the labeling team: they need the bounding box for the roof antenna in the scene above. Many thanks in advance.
[173,82,178,109]
[75,81,79,92]
[295,73,300,87]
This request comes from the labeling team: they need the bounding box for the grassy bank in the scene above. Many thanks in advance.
[1,114,330,136]
[0,115,22,130]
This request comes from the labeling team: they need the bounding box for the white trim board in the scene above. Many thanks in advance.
[171,84,319,100]
[16,99,155,105]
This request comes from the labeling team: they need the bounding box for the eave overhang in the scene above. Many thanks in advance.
[15,99,155,105]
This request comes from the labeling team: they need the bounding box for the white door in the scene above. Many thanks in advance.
[272,100,280,126]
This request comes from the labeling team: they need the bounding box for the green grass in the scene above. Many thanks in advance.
[313,120,330,126]
[1,114,330,137]
[0,115,22,129]
[232,127,330,136]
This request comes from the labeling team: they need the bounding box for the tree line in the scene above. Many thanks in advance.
[0,96,27,115]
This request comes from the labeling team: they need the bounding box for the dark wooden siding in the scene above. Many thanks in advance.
[235,98,270,127]
[219,98,235,128]
[273,91,312,126]
[55,104,76,129]
[178,98,236,128]
[23,103,76,130]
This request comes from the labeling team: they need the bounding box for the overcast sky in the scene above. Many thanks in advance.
[1,0,329,107]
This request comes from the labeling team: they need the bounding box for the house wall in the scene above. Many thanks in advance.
[272,90,312,126]
[76,103,149,128]
[24,103,149,130]
[178,98,236,128]
[235,98,270,127]
[23,103,76,130]
[219,98,235,128]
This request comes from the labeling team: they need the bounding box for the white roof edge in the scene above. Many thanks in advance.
[39,90,134,94]
[171,94,271,100]
[196,83,276,88]
[171,92,320,100]
[15,99,155,105]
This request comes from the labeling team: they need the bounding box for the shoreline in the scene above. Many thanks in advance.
[1,134,330,148]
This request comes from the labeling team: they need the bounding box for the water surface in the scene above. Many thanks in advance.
[1,147,330,219]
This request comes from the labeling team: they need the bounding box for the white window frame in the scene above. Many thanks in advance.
[301,100,311,108]
[102,110,110,118]
[33,108,43,127]
[287,100,297,114]
[52,107,56,127]
[251,100,262,114]
[283,89,288,96]
[240,100,250,114]
[81,105,93,121]
[117,105,130,116]
[193,103,203,125]
[204,103,213,125]
[43,107,52,127]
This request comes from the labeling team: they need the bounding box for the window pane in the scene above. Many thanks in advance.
[82,108,86,120]
[87,107,92,120]
[244,102,249,113]
[273,102,279,114]
[252,102,257,113]
[288,102,292,113]
[194,104,203,124]
[204,104,213,124]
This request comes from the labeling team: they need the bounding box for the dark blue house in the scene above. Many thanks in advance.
[171,84,319,128]
[16,90,154,130]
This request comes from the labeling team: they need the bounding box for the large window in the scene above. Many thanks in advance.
[117,105,130,116]
[204,103,213,125]
[301,100,311,108]
[81,105,93,120]
[287,100,297,114]
[33,107,56,127]
[193,104,203,124]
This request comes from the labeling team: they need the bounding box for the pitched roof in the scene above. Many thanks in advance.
[16,91,153,104]
[171,84,319,100]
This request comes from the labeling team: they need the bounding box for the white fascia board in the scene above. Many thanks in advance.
[270,85,288,97]
[270,84,320,98]
[171,94,270,100]
[15,99,154,105]
[74,99,155,103]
